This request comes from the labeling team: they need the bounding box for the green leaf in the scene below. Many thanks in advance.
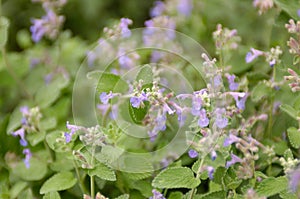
[40,172,77,194]
[280,104,298,120]
[169,192,184,199]
[279,189,298,199]
[152,167,200,189]
[132,180,152,197]
[129,100,149,124]
[40,117,57,131]
[199,191,227,199]
[274,0,300,19]
[43,192,61,199]
[114,194,130,199]
[14,157,47,181]
[96,72,128,94]
[251,82,272,102]
[6,106,22,134]
[46,131,72,152]
[287,127,300,149]
[256,176,288,197]
[26,131,46,146]
[87,163,116,181]
[35,76,69,108]
[10,182,28,199]
[17,188,33,199]
[136,64,153,86]
[0,16,9,48]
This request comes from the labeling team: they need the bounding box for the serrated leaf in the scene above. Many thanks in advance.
[284,149,294,160]
[0,16,9,48]
[287,127,300,149]
[279,189,298,199]
[152,167,200,189]
[14,157,47,181]
[199,191,227,199]
[96,72,128,94]
[256,176,288,197]
[43,192,61,199]
[122,171,152,181]
[136,65,153,86]
[129,100,149,124]
[274,0,300,19]
[87,163,116,181]
[280,104,298,120]
[40,172,77,194]
[251,82,272,102]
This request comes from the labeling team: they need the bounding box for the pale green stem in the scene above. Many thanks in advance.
[189,156,205,199]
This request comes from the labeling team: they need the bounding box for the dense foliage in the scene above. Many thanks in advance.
[1,0,300,199]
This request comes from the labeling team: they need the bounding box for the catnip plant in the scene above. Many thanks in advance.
[1,0,300,199]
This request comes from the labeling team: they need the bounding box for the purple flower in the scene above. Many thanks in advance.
[64,132,72,143]
[100,91,117,104]
[245,48,264,63]
[20,106,29,115]
[289,168,300,192]
[207,166,215,180]
[155,114,167,131]
[119,18,132,38]
[66,121,81,134]
[214,74,222,88]
[30,9,64,42]
[118,54,133,69]
[191,91,204,116]
[211,150,217,161]
[151,51,163,63]
[198,109,209,127]
[226,74,239,91]
[130,92,148,108]
[150,1,165,17]
[226,153,242,168]
[23,149,32,168]
[224,134,240,147]
[149,189,166,199]
[12,128,28,147]
[163,103,175,115]
[177,0,193,17]
[215,108,228,129]
[188,149,198,158]
[170,102,186,127]
[269,59,276,67]
[228,92,248,110]
[298,9,300,17]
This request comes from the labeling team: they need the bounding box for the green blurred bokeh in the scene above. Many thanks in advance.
[2,0,155,50]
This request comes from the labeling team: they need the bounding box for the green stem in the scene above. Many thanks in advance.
[90,145,96,199]
[90,175,95,199]
[73,160,88,194]
[189,156,205,199]
[266,67,276,139]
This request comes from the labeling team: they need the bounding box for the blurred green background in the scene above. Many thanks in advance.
[2,0,156,51]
